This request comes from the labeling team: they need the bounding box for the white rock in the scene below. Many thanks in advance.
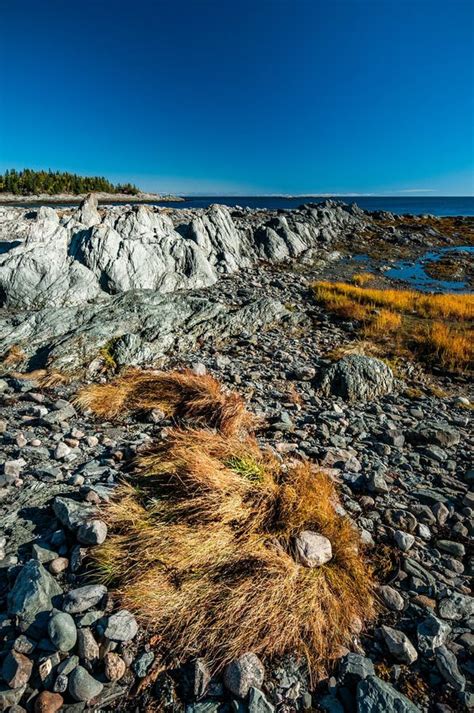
[295,531,333,567]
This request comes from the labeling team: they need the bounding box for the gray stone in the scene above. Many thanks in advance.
[435,645,465,691]
[0,684,27,711]
[393,530,415,552]
[248,687,275,713]
[133,651,155,678]
[62,584,107,614]
[77,627,100,662]
[294,531,332,567]
[104,610,138,641]
[380,625,418,664]
[357,676,421,712]
[52,497,94,531]
[436,540,465,558]
[7,560,62,636]
[68,665,103,702]
[76,519,108,546]
[438,592,474,621]
[339,653,375,682]
[319,355,393,402]
[378,585,404,612]
[48,611,77,652]
[417,615,450,655]
[224,653,265,698]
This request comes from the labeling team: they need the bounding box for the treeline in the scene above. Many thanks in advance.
[0,169,139,195]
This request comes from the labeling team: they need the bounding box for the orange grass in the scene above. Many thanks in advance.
[88,373,375,678]
[313,281,473,372]
[415,321,474,372]
[363,309,403,337]
[352,272,374,287]
[313,281,474,321]
[76,368,255,435]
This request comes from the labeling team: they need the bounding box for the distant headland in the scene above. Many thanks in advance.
[0,168,183,204]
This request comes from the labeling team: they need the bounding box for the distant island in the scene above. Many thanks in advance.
[0,168,183,204]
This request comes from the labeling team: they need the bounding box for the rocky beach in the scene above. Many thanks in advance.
[0,196,472,713]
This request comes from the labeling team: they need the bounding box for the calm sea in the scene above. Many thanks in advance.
[153,196,474,217]
[7,196,474,217]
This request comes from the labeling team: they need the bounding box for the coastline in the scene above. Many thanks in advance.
[0,190,184,205]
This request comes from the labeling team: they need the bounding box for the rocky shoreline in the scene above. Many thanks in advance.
[0,196,472,712]
[0,192,183,206]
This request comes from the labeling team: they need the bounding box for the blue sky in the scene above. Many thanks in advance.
[1,0,473,195]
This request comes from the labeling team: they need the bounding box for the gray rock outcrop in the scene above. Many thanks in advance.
[0,196,361,310]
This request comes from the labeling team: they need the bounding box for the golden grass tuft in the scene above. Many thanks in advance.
[313,281,474,373]
[89,372,375,678]
[352,272,374,287]
[76,368,255,435]
[313,281,474,321]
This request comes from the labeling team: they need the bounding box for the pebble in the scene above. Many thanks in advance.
[77,519,108,545]
[224,653,265,698]
[48,611,77,652]
[104,652,127,681]
[34,691,64,713]
[68,665,104,702]
[62,584,107,614]
[104,609,138,641]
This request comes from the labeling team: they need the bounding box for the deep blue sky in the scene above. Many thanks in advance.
[1,0,473,195]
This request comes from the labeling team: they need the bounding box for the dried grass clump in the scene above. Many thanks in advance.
[90,372,375,678]
[313,281,473,373]
[76,368,255,435]
[363,309,402,337]
[415,321,474,372]
[313,281,474,321]
[352,272,374,287]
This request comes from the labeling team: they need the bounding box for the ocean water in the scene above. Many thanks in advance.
[151,196,474,216]
[7,195,474,216]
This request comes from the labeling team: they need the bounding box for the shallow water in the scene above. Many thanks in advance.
[386,246,474,292]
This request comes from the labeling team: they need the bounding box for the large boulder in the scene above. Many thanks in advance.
[319,355,394,402]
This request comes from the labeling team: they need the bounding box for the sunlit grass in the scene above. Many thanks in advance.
[82,370,375,679]
[313,281,473,373]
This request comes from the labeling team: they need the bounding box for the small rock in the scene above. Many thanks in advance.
[63,584,107,614]
[77,628,100,662]
[339,652,375,682]
[49,557,68,575]
[7,559,62,636]
[248,687,275,713]
[224,653,265,698]
[294,531,332,567]
[435,645,465,691]
[1,650,33,688]
[54,442,71,460]
[417,615,450,655]
[34,691,64,713]
[357,675,421,712]
[48,612,77,652]
[393,530,415,552]
[378,585,404,612]
[77,519,108,546]
[104,652,127,681]
[104,610,138,641]
[68,665,103,702]
[380,625,418,664]
[133,651,155,678]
